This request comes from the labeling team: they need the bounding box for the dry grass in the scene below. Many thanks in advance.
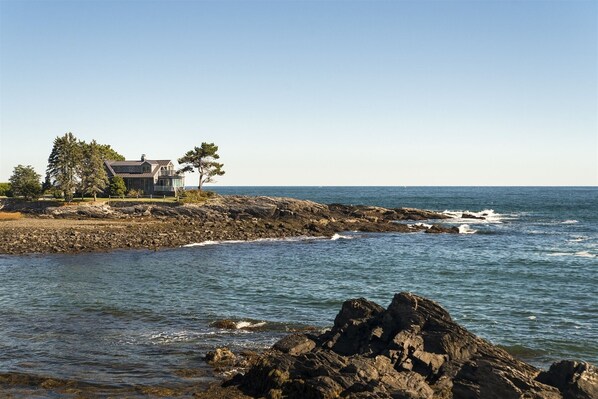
[0,212,22,221]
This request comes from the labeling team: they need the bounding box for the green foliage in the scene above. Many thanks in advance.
[47,132,81,202]
[126,189,143,198]
[9,165,42,200]
[109,176,126,197]
[178,189,216,203]
[178,142,225,191]
[79,140,109,200]
[95,144,125,161]
[46,132,125,202]
[0,182,12,197]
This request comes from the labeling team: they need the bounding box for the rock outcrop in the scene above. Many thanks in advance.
[223,293,597,399]
[0,196,461,254]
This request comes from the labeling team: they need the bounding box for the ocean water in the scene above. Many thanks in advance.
[0,187,596,395]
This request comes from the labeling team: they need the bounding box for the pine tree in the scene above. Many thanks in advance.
[178,142,225,190]
[79,140,109,201]
[9,165,41,200]
[47,132,81,201]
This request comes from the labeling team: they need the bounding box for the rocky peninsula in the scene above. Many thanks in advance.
[0,195,460,255]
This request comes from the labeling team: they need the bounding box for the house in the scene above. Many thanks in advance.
[104,155,184,195]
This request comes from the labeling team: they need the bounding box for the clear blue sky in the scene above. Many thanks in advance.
[1,0,596,186]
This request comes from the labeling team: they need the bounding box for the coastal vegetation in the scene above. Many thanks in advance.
[8,165,41,200]
[46,132,124,201]
[6,133,228,202]
[178,188,216,203]
[178,142,225,191]
[0,182,12,197]
[79,140,109,201]
[108,175,126,197]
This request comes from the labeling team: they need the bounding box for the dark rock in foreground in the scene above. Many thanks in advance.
[223,293,597,399]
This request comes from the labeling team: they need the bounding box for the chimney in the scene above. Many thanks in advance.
[141,154,146,161]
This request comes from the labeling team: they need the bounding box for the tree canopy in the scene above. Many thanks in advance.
[79,140,109,200]
[108,176,126,197]
[178,142,225,190]
[47,132,81,201]
[46,132,125,200]
[9,165,41,200]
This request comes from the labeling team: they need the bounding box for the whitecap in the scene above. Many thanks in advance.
[413,223,433,229]
[234,321,267,329]
[574,251,596,258]
[330,233,354,241]
[568,236,587,242]
[548,251,596,258]
[441,209,506,224]
[148,330,215,344]
[182,236,326,248]
[458,225,477,234]
[561,220,579,224]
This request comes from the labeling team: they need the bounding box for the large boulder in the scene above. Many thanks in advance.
[225,293,595,399]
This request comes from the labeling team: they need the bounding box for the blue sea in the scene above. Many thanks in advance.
[0,187,596,396]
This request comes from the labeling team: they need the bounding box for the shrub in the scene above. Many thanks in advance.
[0,182,11,197]
[178,189,216,203]
[108,176,126,197]
[126,189,144,198]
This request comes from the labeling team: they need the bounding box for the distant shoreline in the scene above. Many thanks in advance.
[0,195,459,255]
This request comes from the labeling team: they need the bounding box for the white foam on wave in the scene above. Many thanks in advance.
[568,236,588,242]
[548,251,596,258]
[412,223,433,229]
[330,233,354,241]
[182,235,327,248]
[442,209,506,224]
[148,330,215,344]
[574,251,596,258]
[561,220,579,224]
[234,321,267,329]
[458,224,477,234]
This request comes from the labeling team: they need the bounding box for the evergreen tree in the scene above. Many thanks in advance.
[9,165,41,200]
[47,132,81,201]
[96,143,125,161]
[108,176,126,197]
[79,140,109,200]
[178,142,225,190]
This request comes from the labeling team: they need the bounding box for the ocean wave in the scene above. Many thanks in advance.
[561,220,579,224]
[458,225,477,234]
[411,223,433,229]
[441,209,507,224]
[568,236,588,242]
[548,251,596,258]
[330,233,355,241]
[148,330,216,344]
[182,236,327,248]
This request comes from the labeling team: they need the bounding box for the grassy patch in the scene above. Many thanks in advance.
[0,212,22,221]
[178,190,216,204]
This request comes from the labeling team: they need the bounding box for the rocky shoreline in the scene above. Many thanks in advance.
[204,293,597,399]
[1,292,595,398]
[0,195,460,255]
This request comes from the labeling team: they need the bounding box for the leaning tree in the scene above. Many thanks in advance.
[178,142,225,191]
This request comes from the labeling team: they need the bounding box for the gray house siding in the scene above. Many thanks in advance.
[105,156,184,196]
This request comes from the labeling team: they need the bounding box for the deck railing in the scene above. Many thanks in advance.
[159,170,181,177]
